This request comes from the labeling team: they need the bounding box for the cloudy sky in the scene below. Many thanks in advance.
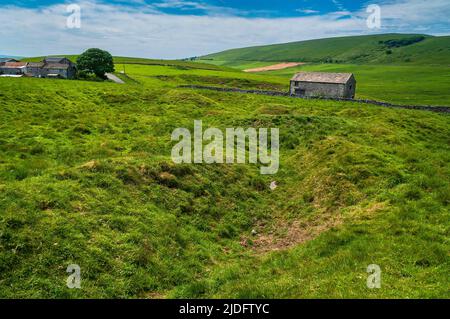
[1,0,449,58]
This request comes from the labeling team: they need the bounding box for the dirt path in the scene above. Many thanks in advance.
[244,62,305,73]
[106,73,125,84]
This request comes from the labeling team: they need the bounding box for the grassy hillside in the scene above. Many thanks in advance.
[115,63,450,106]
[0,55,23,59]
[202,34,450,65]
[0,60,448,298]
[190,61,450,106]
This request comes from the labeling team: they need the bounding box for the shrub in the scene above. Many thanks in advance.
[381,36,426,48]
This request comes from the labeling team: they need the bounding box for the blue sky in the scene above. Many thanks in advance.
[5,0,365,17]
[0,0,449,58]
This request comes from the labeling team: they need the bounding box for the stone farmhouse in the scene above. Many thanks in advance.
[290,72,356,99]
[0,57,77,79]
[0,58,26,76]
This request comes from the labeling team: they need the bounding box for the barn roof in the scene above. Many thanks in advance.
[43,63,70,69]
[44,57,67,63]
[27,62,45,67]
[1,62,27,68]
[291,72,354,84]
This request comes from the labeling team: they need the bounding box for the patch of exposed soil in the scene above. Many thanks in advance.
[244,202,387,253]
[246,214,342,253]
[244,62,305,73]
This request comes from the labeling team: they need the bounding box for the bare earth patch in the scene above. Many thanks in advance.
[247,214,342,253]
[244,202,387,253]
[244,62,305,73]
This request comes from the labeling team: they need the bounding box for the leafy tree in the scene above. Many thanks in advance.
[76,48,114,79]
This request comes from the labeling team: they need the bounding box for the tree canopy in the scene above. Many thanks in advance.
[77,48,114,79]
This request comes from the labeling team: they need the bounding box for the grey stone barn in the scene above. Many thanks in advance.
[26,62,45,77]
[0,62,27,75]
[27,57,77,79]
[290,72,356,99]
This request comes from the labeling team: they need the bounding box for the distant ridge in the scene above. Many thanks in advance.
[0,55,23,59]
[202,33,450,65]
[21,55,231,71]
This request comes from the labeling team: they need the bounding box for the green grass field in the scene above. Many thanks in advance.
[196,61,450,106]
[120,62,450,106]
[258,63,450,106]
[0,59,449,298]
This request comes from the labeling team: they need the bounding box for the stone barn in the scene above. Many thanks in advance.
[290,72,356,99]
[27,57,77,79]
[0,62,27,75]
[26,62,45,77]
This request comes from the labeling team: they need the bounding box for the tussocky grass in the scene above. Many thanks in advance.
[0,60,448,298]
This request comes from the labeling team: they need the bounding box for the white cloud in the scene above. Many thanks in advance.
[0,0,448,58]
[154,1,205,9]
[152,0,245,15]
[296,9,320,14]
[331,0,346,11]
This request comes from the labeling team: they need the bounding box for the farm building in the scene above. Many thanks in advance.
[0,57,77,79]
[27,57,77,79]
[26,62,45,77]
[0,62,27,76]
[290,72,356,99]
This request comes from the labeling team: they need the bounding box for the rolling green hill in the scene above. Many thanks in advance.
[22,55,230,71]
[202,34,450,65]
[0,55,23,59]
[0,61,449,298]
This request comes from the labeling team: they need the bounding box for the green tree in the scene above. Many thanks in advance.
[76,48,114,79]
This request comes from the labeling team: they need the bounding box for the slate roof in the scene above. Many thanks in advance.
[27,62,45,67]
[44,57,67,63]
[291,72,354,84]
[42,63,70,70]
[1,62,27,68]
